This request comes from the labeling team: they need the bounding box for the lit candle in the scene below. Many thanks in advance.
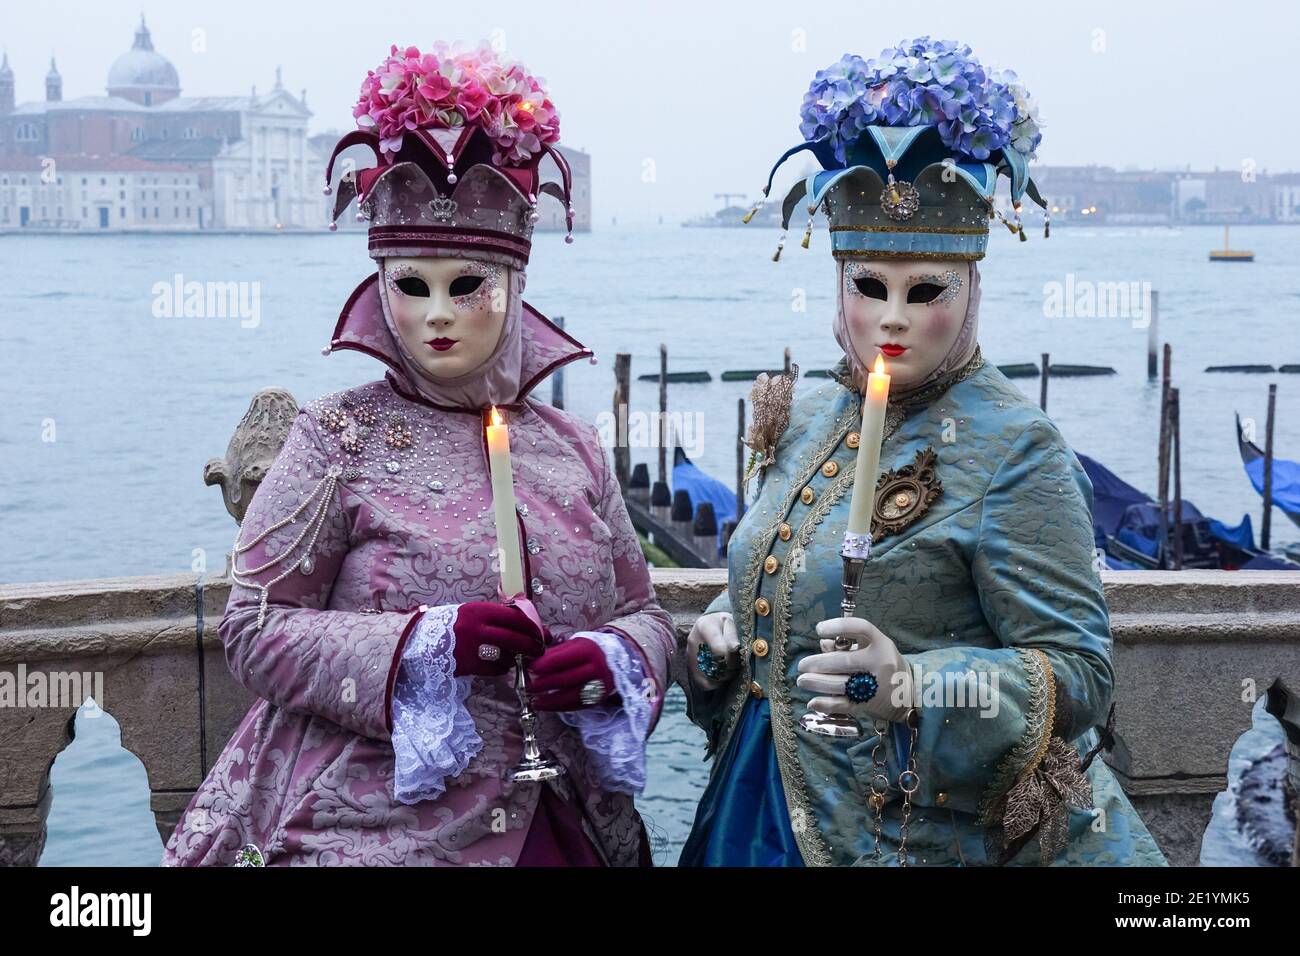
[845,354,891,536]
[486,406,526,597]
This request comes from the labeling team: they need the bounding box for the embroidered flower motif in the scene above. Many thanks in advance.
[384,413,414,449]
[340,428,365,455]
[319,406,350,432]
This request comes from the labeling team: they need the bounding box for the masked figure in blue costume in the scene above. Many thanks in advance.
[679,37,1166,867]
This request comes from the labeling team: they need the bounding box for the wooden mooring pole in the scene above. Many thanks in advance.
[1156,343,1172,568]
[658,344,668,487]
[1147,290,1159,380]
[613,352,631,491]
[1262,383,1277,551]
[1039,351,1049,412]
[1171,386,1183,570]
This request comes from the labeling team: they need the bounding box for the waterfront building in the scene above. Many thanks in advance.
[0,17,591,232]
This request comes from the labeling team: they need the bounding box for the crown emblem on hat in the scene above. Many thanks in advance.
[428,196,458,221]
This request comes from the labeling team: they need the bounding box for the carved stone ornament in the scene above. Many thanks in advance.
[204,387,300,523]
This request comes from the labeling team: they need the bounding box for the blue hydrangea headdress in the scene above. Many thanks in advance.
[749,37,1049,261]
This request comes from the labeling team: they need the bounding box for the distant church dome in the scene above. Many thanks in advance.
[106,15,180,105]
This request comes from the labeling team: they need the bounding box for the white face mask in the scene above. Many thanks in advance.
[837,259,972,388]
[381,256,511,380]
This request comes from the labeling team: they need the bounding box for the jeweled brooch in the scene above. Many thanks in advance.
[872,447,942,539]
[880,179,921,221]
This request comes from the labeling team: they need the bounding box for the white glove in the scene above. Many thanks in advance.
[795,617,915,723]
[687,611,740,688]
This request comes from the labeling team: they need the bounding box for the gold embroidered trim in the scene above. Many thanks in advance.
[834,250,985,261]
[715,398,858,864]
[770,466,858,867]
[829,224,988,235]
[976,648,1053,825]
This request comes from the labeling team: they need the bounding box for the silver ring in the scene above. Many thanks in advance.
[477,644,501,662]
[579,679,605,706]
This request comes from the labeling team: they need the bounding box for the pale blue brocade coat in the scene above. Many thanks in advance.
[685,354,1167,866]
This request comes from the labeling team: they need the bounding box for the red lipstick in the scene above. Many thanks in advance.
[427,338,456,352]
[880,344,907,357]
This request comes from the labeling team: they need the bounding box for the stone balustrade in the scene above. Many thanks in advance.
[2,568,1297,866]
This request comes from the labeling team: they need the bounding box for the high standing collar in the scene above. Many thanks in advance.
[325,272,592,414]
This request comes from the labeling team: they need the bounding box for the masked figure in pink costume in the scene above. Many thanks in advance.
[163,44,674,867]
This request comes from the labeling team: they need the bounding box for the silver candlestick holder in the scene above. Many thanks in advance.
[799,530,872,738]
[506,652,566,783]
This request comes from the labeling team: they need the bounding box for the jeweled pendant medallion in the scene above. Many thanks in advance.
[872,447,942,538]
[880,179,921,221]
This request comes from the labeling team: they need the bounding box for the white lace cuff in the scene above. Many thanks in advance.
[558,630,654,795]
[391,603,482,805]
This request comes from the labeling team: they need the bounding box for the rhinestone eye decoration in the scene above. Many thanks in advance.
[909,270,963,306]
[843,262,888,299]
[452,262,503,312]
[384,263,423,296]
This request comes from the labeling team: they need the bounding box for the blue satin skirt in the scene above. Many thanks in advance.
[678,696,803,867]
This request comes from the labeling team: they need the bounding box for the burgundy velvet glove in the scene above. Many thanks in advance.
[527,636,616,712]
[451,601,547,677]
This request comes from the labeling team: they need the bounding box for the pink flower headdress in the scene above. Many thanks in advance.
[323,42,574,262]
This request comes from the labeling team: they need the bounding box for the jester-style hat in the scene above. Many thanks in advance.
[323,44,575,267]
[750,37,1048,261]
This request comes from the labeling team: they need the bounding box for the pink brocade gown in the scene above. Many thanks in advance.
[162,377,675,866]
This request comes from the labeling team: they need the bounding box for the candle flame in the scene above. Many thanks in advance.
[873,353,886,375]
[489,406,504,427]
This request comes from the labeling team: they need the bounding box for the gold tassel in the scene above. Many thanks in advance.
[1018,224,1028,242]
[801,214,814,249]
[772,232,786,261]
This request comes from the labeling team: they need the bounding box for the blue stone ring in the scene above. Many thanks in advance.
[845,671,879,703]
[696,644,726,681]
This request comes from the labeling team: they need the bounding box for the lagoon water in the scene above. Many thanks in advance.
[4,223,1298,865]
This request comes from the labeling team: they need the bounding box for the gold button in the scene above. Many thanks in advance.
[778,522,792,541]
[764,555,780,574]
[846,431,861,449]
[821,461,839,478]
[935,792,948,806]
[754,597,771,616]
[750,680,765,699]
[894,492,911,509]
[752,639,770,657]
[800,486,816,505]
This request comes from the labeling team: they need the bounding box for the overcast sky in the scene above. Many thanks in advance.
[5,0,1297,222]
